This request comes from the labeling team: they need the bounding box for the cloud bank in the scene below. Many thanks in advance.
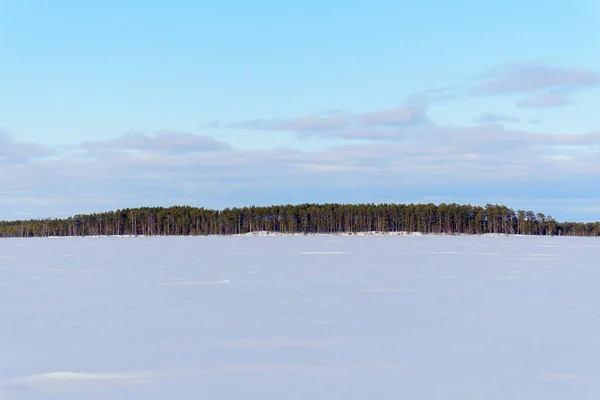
[473,112,519,123]
[229,104,426,134]
[474,62,600,95]
[0,131,55,163]
[0,370,158,398]
[81,131,232,153]
[1,61,599,221]
[517,93,570,108]
[0,122,599,221]
[472,61,600,109]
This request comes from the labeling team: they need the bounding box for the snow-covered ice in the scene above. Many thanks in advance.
[0,235,599,399]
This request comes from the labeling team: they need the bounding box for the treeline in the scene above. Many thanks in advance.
[0,203,599,238]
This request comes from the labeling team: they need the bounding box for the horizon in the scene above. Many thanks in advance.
[2,201,599,225]
[1,1,600,221]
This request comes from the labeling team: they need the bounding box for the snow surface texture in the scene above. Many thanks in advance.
[0,235,598,399]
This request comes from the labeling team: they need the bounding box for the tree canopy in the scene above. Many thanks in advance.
[0,203,598,238]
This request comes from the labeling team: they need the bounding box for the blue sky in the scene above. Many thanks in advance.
[1,0,600,221]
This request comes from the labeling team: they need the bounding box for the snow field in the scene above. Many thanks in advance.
[0,235,598,399]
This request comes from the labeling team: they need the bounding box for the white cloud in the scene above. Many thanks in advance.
[0,370,157,396]
[517,92,571,108]
[80,130,232,154]
[2,58,600,222]
[473,112,519,123]
[360,105,423,126]
[0,122,599,221]
[0,131,55,163]
[228,104,425,134]
[474,61,600,95]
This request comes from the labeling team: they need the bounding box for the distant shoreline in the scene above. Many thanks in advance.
[1,203,599,238]
[10,231,582,239]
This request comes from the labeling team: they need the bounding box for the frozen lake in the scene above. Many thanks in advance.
[1,235,599,399]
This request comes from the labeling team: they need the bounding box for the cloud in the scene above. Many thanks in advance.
[474,61,600,95]
[233,114,350,131]
[204,119,221,128]
[1,123,600,221]
[533,373,581,382]
[0,132,55,163]
[0,370,157,396]
[405,87,459,109]
[297,127,401,140]
[360,105,422,126]
[2,71,600,223]
[80,131,232,154]
[229,104,424,134]
[517,92,570,108]
[473,112,519,123]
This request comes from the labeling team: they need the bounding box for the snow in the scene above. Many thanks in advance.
[0,235,599,399]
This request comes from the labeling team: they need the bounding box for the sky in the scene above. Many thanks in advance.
[1,0,599,221]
